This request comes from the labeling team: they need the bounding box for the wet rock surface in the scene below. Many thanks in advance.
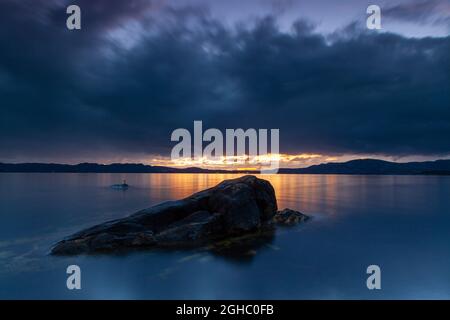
[273,208,310,226]
[51,175,308,255]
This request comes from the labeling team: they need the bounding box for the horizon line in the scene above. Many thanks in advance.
[2,157,450,171]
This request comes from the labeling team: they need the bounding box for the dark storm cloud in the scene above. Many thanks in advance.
[0,0,449,161]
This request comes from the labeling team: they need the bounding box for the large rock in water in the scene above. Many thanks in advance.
[51,175,280,255]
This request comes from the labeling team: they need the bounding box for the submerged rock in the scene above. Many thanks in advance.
[51,175,291,255]
[111,180,129,190]
[273,208,310,226]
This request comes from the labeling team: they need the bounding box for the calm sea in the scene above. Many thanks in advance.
[0,173,449,299]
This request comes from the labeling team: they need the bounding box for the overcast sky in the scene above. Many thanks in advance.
[0,0,449,166]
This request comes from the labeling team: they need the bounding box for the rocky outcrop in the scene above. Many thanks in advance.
[51,175,289,255]
[273,208,309,226]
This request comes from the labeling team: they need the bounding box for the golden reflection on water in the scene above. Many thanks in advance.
[144,174,346,215]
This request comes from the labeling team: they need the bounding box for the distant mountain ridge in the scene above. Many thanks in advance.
[0,162,234,174]
[278,159,450,175]
[1,159,450,175]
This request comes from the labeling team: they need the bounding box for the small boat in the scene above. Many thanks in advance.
[111,180,129,190]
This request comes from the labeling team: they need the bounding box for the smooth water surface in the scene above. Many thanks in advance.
[0,173,449,299]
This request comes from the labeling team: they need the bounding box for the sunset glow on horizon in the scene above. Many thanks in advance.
[145,153,447,170]
[151,153,323,170]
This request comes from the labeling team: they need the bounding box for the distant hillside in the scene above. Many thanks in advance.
[0,163,236,174]
[1,159,450,175]
[278,159,450,175]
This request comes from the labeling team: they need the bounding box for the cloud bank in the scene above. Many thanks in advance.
[0,0,449,163]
